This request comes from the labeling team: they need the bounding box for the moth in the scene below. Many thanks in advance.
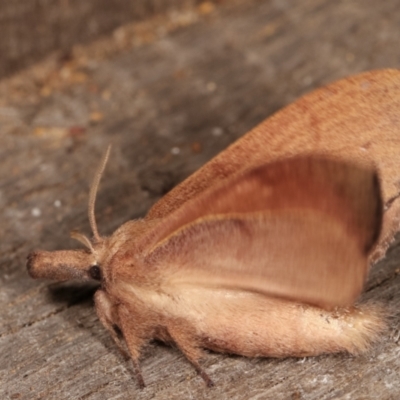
[27,69,399,388]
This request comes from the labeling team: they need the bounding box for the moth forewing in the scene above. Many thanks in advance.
[144,210,369,308]
[139,157,382,309]
[145,69,400,263]
[141,157,382,256]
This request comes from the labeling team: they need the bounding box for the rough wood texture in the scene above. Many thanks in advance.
[1,0,400,399]
[0,0,207,78]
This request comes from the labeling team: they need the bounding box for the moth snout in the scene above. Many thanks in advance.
[26,251,41,278]
[26,249,95,281]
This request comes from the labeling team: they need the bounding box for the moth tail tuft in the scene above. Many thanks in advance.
[335,302,387,355]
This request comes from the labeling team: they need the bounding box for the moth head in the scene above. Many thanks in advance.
[26,247,105,282]
[27,146,111,283]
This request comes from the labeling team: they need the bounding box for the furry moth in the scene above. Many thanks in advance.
[27,70,396,388]
[27,152,385,387]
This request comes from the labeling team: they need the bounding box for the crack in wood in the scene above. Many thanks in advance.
[0,305,68,339]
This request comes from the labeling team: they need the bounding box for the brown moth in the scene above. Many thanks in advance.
[26,69,400,388]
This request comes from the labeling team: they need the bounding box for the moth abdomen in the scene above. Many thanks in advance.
[188,291,386,357]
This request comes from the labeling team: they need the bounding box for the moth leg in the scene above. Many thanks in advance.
[118,304,148,389]
[168,325,214,387]
[94,289,129,360]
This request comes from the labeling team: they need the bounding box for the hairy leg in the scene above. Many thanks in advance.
[167,322,214,387]
[94,289,129,360]
[118,304,152,388]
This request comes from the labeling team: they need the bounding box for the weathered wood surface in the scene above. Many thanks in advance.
[1,0,400,399]
[0,0,207,79]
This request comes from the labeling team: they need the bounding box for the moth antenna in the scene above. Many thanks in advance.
[89,145,111,243]
[70,230,95,253]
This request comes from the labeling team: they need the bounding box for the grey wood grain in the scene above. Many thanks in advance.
[0,0,206,78]
[1,0,400,399]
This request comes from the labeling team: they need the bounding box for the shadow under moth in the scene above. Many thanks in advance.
[27,69,400,387]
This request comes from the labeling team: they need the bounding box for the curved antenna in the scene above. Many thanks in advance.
[88,145,111,243]
[70,230,95,253]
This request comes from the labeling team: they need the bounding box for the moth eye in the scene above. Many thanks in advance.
[88,265,102,281]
